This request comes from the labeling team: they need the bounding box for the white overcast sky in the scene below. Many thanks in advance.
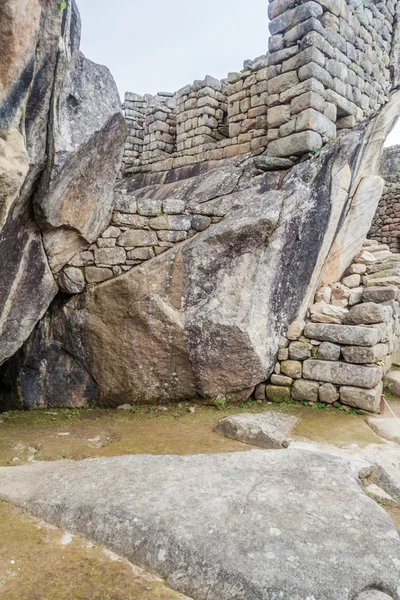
[77,0,400,145]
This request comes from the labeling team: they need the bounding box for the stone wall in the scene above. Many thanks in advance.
[260,240,400,413]
[58,0,400,295]
[121,0,399,176]
[369,145,400,252]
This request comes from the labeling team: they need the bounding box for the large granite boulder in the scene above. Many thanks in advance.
[3,92,400,409]
[0,450,399,599]
[0,0,126,366]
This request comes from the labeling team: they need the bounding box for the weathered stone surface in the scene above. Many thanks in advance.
[58,267,86,295]
[344,303,392,325]
[288,341,311,360]
[117,230,158,247]
[270,374,293,386]
[217,412,299,448]
[362,286,398,303]
[286,320,306,341]
[0,451,399,599]
[384,369,400,397]
[342,274,361,289]
[267,131,323,157]
[281,360,302,379]
[0,0,125,365]
[34,55,126,272]
[340,383,383,413]
[303,360,382,389]
[254,156,294,171]
[266,385,291,403]
[310,301,348,324]
[367,417,400,445]
[304,323,379,347]
[317,342,341,361]
[291,379,319,402]
[85,267,113,284]
[94,247,126,266]
[341,344,387,365]
[319,382,339,404]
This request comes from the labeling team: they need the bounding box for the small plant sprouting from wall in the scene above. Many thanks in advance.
[59,0,67,14]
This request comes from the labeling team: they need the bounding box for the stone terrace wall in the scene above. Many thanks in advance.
[121,0,399,175]
[369,145,400,252]
[258,240,400,413]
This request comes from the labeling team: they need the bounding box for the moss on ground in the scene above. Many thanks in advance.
[0,399,398,597]
[0,502,186,599]
[0,401,384,467]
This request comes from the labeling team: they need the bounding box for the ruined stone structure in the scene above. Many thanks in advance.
[370,145,400,252]
[58,0,400,292]
[121,0,399,176]
[2,0,400,414]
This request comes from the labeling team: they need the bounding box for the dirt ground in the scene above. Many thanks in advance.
[0,400,398,599]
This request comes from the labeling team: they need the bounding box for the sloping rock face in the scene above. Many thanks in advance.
[3,92,400,409]
[0,450,399,599]
[0,0,125,366]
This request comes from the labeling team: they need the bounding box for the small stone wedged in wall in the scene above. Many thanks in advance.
[259,239,400,413]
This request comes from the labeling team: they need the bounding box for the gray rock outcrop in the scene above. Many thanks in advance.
[3,90,400,408]
[0,0,125,366]
[0,450,398,600]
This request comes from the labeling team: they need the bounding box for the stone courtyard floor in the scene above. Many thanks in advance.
[0,400,399,599]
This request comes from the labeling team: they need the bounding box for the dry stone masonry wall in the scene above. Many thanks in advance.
[259,240,400,413]
[121,0,399,176]
[59,0,400,294]
[369,145,400,252]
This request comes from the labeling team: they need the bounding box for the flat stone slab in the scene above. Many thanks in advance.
[217,412,299,448]
[367,417,400,444]
[0,450,399,599]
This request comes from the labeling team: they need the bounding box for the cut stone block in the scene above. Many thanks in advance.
[85,267,114,284]
[267,131,322,157]
[295,108,336,141]
[341,343,388,365]
[362,286,398,303]
[271,374,293,386]
[291,379,319,402]
[344,303,392,326]
[253,156,294,171]
[310,301,348,324]
[289,341,312,360]
[286,320,306,340]
[340,383,382,413]
[266,385,291,403]
[319,383,339,404]
[317,342,341,361]
[217,412,299,449]
[94,247,126,266]
[304,323,379,347]
[303,360,382,389]
[281,360,302,379]
[118,230,158,247]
